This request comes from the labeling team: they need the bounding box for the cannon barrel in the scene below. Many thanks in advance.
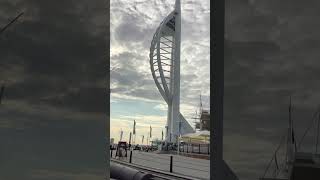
[110,162,153,180]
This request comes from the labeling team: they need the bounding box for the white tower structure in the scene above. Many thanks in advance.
[150,0,194,144]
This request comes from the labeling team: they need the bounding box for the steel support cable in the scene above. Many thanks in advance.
[262,133,286,178]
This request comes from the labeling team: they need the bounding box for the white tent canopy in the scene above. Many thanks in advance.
[180,130,210,144]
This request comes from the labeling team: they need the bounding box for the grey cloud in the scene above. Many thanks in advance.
[0,0,107,179]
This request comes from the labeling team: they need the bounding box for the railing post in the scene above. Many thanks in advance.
[129,150,133,163]
[170,156,173,173]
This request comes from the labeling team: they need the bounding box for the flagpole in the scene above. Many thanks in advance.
[142,135,144,145]
[150,125,152,147]
[120,129,123,141]
[177,121,181,155]
[177,135,180,155]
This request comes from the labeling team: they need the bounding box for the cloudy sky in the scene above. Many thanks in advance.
[110,0,210,144]
[2,0,319,180]
[224,0,320,179]
[0,0,106,179]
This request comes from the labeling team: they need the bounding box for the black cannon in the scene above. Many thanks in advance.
[110,162,154,180]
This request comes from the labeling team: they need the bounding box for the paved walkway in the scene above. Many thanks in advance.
[113,150,210,179]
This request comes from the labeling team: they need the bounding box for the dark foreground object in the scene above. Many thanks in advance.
[110,162,154,180]
[291,152,320,180]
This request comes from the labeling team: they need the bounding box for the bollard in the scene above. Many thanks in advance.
[199,144,201,154]
[129,150,133,163]
[170,156,173,173]
[187,144,188,153]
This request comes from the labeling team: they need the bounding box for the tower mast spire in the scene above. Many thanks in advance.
[175,0,181,13]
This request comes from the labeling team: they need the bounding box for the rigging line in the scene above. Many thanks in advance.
[0,12,24,35]
[275,162,287,177]
[262,133,286,178]
[297,109,319,150]
[316,111,320,154]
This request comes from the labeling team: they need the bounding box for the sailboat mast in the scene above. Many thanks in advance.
[287,96,294,165]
